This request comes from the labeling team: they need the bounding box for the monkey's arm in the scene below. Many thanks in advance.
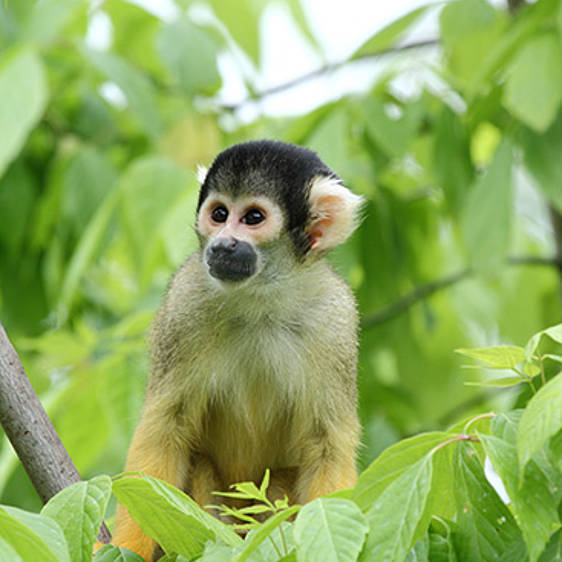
[295,413,359,502]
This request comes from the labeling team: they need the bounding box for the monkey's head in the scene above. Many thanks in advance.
[195,140,363,285]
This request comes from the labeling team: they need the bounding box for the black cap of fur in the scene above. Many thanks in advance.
[197,140,337,256]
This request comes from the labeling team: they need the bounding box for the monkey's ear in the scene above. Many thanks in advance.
[197,164,208,184]
[307,175,364,252]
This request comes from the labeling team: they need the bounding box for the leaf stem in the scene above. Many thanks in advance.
[430,434,480,455]
[463,412,495,434]
[538,355,547,386]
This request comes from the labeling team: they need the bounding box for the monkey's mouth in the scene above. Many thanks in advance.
[205,239,257,282]
[207,258,256,282]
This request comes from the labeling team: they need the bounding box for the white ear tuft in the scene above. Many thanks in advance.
[197,164,208,184]
[307,175,364,253]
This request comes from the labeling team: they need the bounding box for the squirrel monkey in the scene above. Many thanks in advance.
[113,140,363,560]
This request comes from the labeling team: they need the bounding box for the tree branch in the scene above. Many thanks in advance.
[0,322,111,544]
[361,255,562,329]
[219,38,439,111]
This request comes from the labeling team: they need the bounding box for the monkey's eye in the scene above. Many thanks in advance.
[242,208,265,225]
[211,206,228,223]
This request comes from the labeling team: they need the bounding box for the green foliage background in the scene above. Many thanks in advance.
[0,0,561,520]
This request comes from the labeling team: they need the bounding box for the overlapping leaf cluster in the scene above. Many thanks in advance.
[1,325,560,560]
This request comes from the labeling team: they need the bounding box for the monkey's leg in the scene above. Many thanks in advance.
[113,413,190,561]
[295,421,358,502]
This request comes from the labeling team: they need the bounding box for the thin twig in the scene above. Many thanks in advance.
[219,39,439,111]
[361,255,562,330]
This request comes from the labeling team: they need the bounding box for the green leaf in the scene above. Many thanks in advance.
[209,0,263,64]
[293,499,367,562]
[538,529,562,561]
[22,0,86,42]
[93,544,145,561]
[439,0,505,91]
[351,5,432,59]
[525,323,562,360]
[234,506,299,562]
[522,112,562,212]
[81,47,162,139]
[359,455,433,562]
[0,537,21,562]
[503,33,562,132]
[118,156,195,284]
[0,506,70,562]
[41,475,111,562]
[0,48,47,177]
[353,432,451,512]
[433,105,474,215]
[157,17,221,97]
[58,185,120,317]
[452,443,524,561]
[518,372,562,469]
[112,473,242,558]
[406,537,429,561]
[363,98,424,159]
[455,345,525,369]
[481,417,557,562]
[461,139,513,271]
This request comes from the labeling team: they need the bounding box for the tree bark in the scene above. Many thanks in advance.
[0,321,111,543]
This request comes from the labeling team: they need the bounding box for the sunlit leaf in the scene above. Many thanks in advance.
[461,140,512,271]
[42,476,112,562]
[503,33,562,132]
[93,544,145,561]
[0,506,70,562]
[518,372,562,469]
[293,499,367,562]
[359,456,433,561]
[353,432,451,512]
[455,345,525,369]
[0,48,47,177]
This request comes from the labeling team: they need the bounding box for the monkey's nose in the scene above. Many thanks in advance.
[209,237,238,254]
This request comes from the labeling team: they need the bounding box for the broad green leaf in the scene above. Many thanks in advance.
[538,529,562,561]
[157,18,221,97]
[22,0,86,42]
[42,475,112,562]
[0,48,47,177]
[0,161,35,253]
[433,105,474,215]
[525,323,562,360]
[0,536,21,562]
[439,0,506,90]
[58,187,120,317]
[363,98,424,159]
[200,542,238,561]
[461,140,512,271]
[465,377,525,387]
[81,47,162,139]
[503,33,562,132]
[353,432,451,512]
[406,537,429,561]
[241,521,294,562]
[518,372,562,469]
[293,499,367,562]
[455,345,525,369]
[93,544,145,561]
[359,456,433,562]
[118,156,194,283]
[427,518,457,562]
[209,0,262,64]
[522,113,562,211]
[234,507,299,562]
[0,506,70,562]
[453,443,524,561]
[113,473,242,558]
[351,5,432,59]
[480,425,556,562]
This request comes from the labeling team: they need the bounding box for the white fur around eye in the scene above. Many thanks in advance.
[308,175,364,252]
